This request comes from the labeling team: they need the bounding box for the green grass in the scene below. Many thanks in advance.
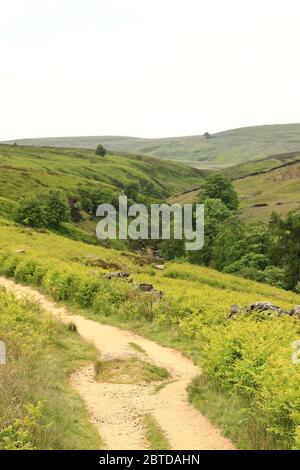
[7,123,300,168]
[129,342,147,354]
[0,289,101,450]
[234,161,300,222]
[94,358,170,384]
[143,414,170,450]
[188,375,289,450]
[0,144,203,204]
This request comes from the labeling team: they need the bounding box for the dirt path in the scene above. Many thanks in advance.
[0,276,234,450]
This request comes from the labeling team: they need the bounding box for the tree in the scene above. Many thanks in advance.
[15,197,47,228]
[188,198,231,265]
[45,190,70,228]
[203,132,211,139]
[201,173,239,210]
[124,182,139,201]
[268,212,300,289]
[95,144,107,157]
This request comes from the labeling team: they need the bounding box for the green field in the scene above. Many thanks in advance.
[5,123,300,168]
[0,144,203,203]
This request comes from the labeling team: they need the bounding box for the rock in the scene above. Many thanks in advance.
[290,305,300,319]
[247,301,289,316]
[246,301,280,312]
[15,249,26,254]
[154,264,165,271]
[139,283,154,292]
[107,272,130,280]
[229,304,242,318]
[229,301,291,319]
[138,283,163,299]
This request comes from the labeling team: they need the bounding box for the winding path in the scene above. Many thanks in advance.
[0,276,234,450]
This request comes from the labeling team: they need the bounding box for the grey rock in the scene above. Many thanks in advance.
[107,272,130,280]
[290,305,300,319]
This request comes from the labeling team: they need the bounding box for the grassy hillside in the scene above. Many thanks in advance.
[0,144,203,203]
[5,124,300,168]
[234,161,300,222]
[0,223,300,449]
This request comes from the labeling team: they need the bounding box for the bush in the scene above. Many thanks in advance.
[45,190,70,228]
[15,198,47,228]
[202,316,300,448]
[95,144,107,157]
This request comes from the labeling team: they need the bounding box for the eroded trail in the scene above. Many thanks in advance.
[0,277,234,450]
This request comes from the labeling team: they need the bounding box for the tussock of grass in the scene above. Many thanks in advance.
[129,342,146,354]
[0,290,101,450]
[188,375,290,450]
[94,357,170,384]
[143,414,170,450]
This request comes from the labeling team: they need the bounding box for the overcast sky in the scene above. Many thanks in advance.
[0,0,300,140]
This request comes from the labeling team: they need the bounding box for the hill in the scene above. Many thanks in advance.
[0,144,203,204]
[4,124,300,168]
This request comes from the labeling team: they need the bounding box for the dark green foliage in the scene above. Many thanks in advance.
[124,182,139,201]
[15,197,47,228]
[15,190,70,229]
[95,144,107,157]
[268,212,300,289]
[188,198,231,266]
[45,190,70,228]
[202,173,239,210]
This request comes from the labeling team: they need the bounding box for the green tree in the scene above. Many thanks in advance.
[188,198,231,265]
[45,190,70,228]
[124,182,139,201]
[201,173,239,210]
[95,144,107,157]
[268,212,300,289]
[15,197,47,228]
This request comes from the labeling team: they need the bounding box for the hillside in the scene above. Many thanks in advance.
[233,160,300,222]
[0,222,300,449]
[0,144,203,204]
[4,124,300,168]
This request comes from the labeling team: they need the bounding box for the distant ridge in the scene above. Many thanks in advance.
[3,124,300,169]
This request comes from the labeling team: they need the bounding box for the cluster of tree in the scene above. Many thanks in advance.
[15,190,71,229]
[159,173,300,291]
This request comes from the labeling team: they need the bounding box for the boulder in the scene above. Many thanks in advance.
[139,283,154,292]
[154,264,165,271]
[229,304,242,318]
[15,249,26,254]
[290,305,300,319]
[107,271,130,280]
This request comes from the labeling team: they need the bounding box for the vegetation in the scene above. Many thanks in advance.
[0,287,100,450]
[201,173,239,210]
[95,144,107,157]
[15,190,70,229]
[7,123,300,168]
[143,414,170,450]
[94,358,170,384]
[0,221,299,449]
[1,137,300,450]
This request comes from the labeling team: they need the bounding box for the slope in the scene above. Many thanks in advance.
[5,123,300,168]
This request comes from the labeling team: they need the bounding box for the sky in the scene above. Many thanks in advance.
[0,0,300,140]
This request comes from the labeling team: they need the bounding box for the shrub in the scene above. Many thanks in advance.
[45,190,70,228]
[95,144,107,157]
[15,198,47,228]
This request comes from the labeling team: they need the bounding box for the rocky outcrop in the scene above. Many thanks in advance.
[107,271,130,280]
[229,301,299,319]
